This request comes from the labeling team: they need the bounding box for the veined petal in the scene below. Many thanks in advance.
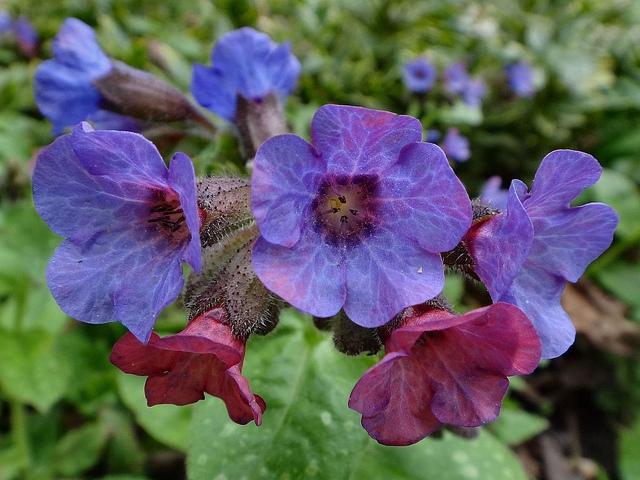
[377,142,472,253]
[252,134,325,247]
[311,105,422,175]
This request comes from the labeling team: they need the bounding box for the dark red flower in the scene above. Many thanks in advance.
[110,307,265,425]
[348,302,540,446]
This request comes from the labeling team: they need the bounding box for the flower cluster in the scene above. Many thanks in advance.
[32,20,617,441]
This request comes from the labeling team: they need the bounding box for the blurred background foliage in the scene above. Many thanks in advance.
[0,0,639,479]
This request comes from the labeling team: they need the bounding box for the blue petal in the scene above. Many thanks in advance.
[252,134,325,247]
[47,231,185,343]
[34,18,111,133]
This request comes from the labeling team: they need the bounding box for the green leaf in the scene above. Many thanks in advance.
[0,329,72,412]
[116,372,192,451]
[620,417,640,480]
[351,431,527,480]
[188,310,527,480]
[598,263,640,311]
[489,402,549,446]
[53,421,110,476]
[592,169,640,241]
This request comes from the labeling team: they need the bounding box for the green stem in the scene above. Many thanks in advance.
[11,400,32,479]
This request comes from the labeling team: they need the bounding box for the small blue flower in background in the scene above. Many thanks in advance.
[0,11,12,35]
[13,16,38,57]
[33,123,202,342]
[441,128,470,162]
[34,18,113,134]
[403,57,436,94]
[191,27,301,122]
[426,129,441,143]
[506,61,535,97]
[480,176,509,211]
[443,62,469,96]
[462,77,487,107]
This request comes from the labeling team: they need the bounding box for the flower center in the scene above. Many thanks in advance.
[312,174,379,246]
[148,190,189,243]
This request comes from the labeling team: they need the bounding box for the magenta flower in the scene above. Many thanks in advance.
[32,123,201,342]
[191,27,301,122]
[110,307,265,425]
[466,150,618,358]
[251,105,472,328]
[349,302,540,446]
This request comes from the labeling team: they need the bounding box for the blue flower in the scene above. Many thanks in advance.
[441,128,470,162]
[443,62,469,95]
[191,27,301,122]
[13,16,38,57]
[403,57,436,93]
[33,123,202,342]
[506,61,535,97]
[34,18,112,134]
[462,77,487,107]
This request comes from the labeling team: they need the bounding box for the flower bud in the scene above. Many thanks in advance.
[94,61,208,125]
[235,93,288,157]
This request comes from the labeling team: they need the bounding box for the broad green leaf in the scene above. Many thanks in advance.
[116,372,192,451]
[0,329,72,412]
[188,310,527,480]
[598,263,640,311]
[489,403,549,446]
[351,431,527,480]
[53,421,110,476]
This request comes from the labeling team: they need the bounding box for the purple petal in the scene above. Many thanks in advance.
[168,152,202,272]
[501,266,574,359]
[264,41,301,96]
[251,134,325,247]
[47,231,185,343]
[310,105,422,175]
[344,228,444,327]
[377,142,472,253]
[479,176,509,211]
[467,183,534,300]
[252,229,345,318]
[33,125,169,242]
[522,150,618,282]
[441,128,470,163]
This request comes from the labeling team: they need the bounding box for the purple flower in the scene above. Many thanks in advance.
[403,57,436,94]
[506,61,535,97]
[349,302,540,446]
[480,176,508,210]
[191,27,301,122]
[13,16,38,57]
[251,105,472,327]
[441,128,470,162]
[462,77,487,107]
[32,123,202,342]
[465,150,618,358]
[443,62,469,95]
[34,18,112,134]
